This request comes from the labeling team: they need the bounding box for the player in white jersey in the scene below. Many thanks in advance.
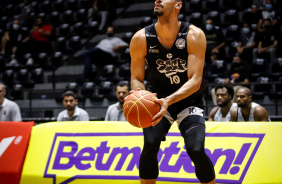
[208,84,237,122]
[230,87,270,121]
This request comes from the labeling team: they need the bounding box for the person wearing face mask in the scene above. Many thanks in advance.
[257,0,278,33]
[253,18,278,65]
[78,26,128,81]
[204,18,226,63]
[236,23,258,61]
[1,18,26,65]
[211,54,251,105]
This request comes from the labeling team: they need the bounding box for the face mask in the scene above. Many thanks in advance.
[206,24,213,31]
[264,25,271,30]
[242,27,250,34]
[265,4,272,10]
[13,24,20,30]
[107,33,114,37]
[232,62,242,68]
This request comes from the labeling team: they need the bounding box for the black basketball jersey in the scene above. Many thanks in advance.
[144,21,206,119]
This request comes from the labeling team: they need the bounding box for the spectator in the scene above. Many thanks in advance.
[204,18,226,62]
[105,81,129,121]
[208,84,237,121]
[0,82,22,121]
[88,0,117,31]
[257,0,278,33]
[211,54,251,105]
[79,26,128,81]
[253,18,278,64]
[17,16,53,65]
[57,91,89,121]
[19,0,35,28]
[230,87,270,121]
[236,22,258,61]
[1,18,25,64]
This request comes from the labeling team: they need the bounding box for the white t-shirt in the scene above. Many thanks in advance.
[96,37,128,57]
[0,98,22,121]
[57,106,89,121]
[105,102,126,121]
[237,102,270,121]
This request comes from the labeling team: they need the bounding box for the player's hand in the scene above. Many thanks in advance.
[129,88,141,94]
[152,98,169,126]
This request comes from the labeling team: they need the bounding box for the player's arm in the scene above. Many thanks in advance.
[130,28,147,91]
[208,107,218,121]
[230,107,238,122]
[254,106,270,122]
[153,25,206,125]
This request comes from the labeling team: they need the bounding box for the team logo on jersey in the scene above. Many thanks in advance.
[166,53,173,59]
[156,58,187,84]
[175,38,185,49]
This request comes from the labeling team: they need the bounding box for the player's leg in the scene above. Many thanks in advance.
[140,117,171,184]
[179,115,216,184]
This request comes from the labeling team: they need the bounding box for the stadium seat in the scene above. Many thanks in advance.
[10,84,24,100]
[98,81,115,100]
[251,58,268,81]
[188,0,202,13]
[118,63,131,81]
[58,23,70,37]
[1,69,15,88]
[223,9,239,27]
[68,36,81,52]
[53,0,64,11]
[39,0,52,14]
[31,68,44,83]
[203,0,218,13]
[140,16,153,28]
[66,0,78,11]
[206,10,221,26]
[16,68,34,88]
[81,82,95,100]
[188,12,204,29]
[253,76,273,99]
[276,76,282,96]
[0,16,9,30]
[76,9,87,22]
[225,24,240,43]
[65,82,79,94]
[270,58,282,81]
[207,60,227,82]
[63,10,75,24]
[51,51,64,67]
[49,11,61,26]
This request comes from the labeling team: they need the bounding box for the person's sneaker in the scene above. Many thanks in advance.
[26,58,34,65]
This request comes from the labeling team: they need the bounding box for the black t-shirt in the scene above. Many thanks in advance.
[227,63,251,83]
[258,31,278,47]
[144,22,206,119]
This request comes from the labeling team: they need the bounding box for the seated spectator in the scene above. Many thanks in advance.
[257,0,279,33]
[57,91,89,121]
[17,16,53,65]
[79,26,128,81]
[252,0,265,11]
[211,54,251,105]
[253,18,278,64]
[208,84,237,122]
[1,18,26,64]
[204,18,226,62]
[230,87,270,121]
[0,82,22,121]
[105,81,129,121]
[236,23,258,61]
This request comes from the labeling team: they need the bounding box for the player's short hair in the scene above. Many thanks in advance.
[0,82,6,91]
[62,90,77,99]
[215,83,234,99]
[117,81,130,91]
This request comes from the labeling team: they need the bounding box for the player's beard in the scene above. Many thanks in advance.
[218,100,229,107]
[153,10,164,17]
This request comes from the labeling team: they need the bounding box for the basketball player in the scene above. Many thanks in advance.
[130,0,216,183]
[230,87,270,121]
[208,84,237,121]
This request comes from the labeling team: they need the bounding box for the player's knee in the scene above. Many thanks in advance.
[186,141,205,161]
[143,139,160,154]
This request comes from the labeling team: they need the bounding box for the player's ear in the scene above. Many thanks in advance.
[175,1,182,10]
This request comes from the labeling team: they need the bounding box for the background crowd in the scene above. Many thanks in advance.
[0,0,281,123]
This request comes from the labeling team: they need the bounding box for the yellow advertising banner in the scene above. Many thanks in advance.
[20,121,282,184]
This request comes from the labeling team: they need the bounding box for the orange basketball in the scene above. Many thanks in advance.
[123,90,160,128]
